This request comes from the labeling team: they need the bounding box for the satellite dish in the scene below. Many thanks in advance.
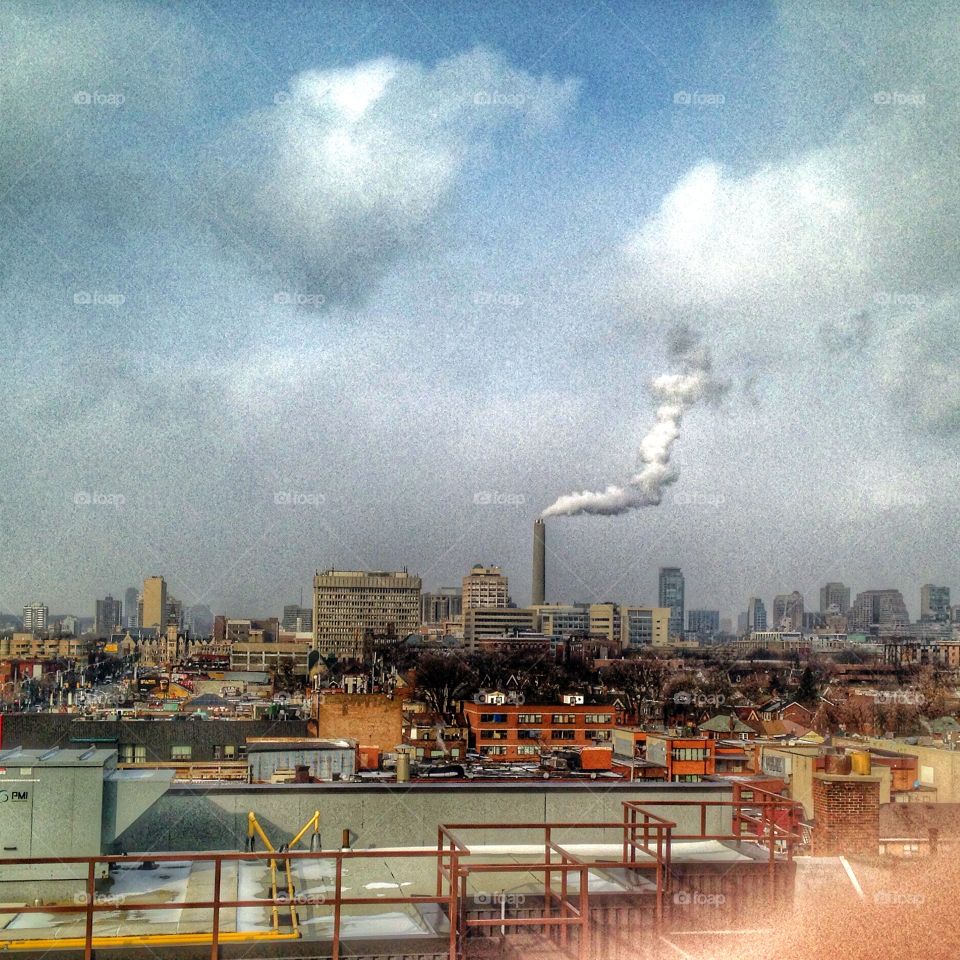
[913,780,921,790]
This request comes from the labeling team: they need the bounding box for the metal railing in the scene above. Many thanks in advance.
[0,797,799,960]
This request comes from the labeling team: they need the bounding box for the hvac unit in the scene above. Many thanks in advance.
[562,693,585,705]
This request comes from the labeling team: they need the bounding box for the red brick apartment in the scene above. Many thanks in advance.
[644,734,717,781]
[462,698,621,760]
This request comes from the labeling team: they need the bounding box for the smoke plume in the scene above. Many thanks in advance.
[541,325,727,518]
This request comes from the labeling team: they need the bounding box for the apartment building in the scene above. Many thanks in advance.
[462,697,621,760]
[644,734,716,782]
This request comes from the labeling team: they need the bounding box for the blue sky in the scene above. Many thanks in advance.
[1,0,958,624]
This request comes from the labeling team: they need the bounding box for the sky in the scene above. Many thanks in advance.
[1,0,958,625]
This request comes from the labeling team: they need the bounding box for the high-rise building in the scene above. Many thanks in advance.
[772,591,804,631]
[185,604,214,636]
[141,576,167,629]
[124,587,139,628]
[313,569,422,659]
[847,589,909,633]
[687,609,720,636]
[658,567,684,637]
[737,611,750,634]
[747,597,767,632]
[462,565,509,611]
[819,582,851,615]
[282,604,314,632]
[921,584,951,623]
[420,589,462,624]
[94,595,123,637]
[22,601,48,634]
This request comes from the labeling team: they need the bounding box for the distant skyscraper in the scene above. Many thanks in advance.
[420,589,463,624]
[462,565,509,611]
[22,601,48,634]
[142,575,167,629]
[185,604,214,636]
[847,589,909,633]
[658,567,685,637]
[772,591,804,630]
[747,597,767,632]
[282,604,314,632]
[94,595,123,636]
[921,584,950,623]
[819,582,851,615]
[737,611,749,634]
[687,609,719,636]
[124,586,139,627]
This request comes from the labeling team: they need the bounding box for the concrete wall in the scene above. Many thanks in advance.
[116,780,735,854]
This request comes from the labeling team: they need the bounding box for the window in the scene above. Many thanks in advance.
[479,713,508,723]
[171,745,192,761]
[551,714,577,724]
[480,730,507,740]
[119,743,146,763]
[584,714,613,724]
[672,748,707,761]
[213,745,222,760]
[589,730,611,741]
[551,730,575,740]
[238,745,248,758]
[517,713,542,724]
[481,745,507,756]
[517,745,539,756]
[224,745,236,759]
[517,729,541,740]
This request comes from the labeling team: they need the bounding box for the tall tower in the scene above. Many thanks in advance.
[532,519,546,606]
[142,575,167,629]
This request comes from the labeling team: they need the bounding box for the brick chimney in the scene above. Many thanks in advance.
[811,772,880,857]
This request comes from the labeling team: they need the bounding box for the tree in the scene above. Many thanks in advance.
[414,653,478,717]
[796,666,820,706]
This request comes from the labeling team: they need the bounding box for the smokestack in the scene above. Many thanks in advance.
[532,518,546,606]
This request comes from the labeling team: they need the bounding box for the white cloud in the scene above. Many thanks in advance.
[206,46,578,304]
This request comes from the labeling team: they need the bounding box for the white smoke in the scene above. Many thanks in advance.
[541,326,727,518]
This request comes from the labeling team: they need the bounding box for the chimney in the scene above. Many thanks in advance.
[532,518,546,606]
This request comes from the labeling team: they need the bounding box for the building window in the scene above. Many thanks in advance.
[584,714,613,724]
[481,745,507,756]
[480,730,507,740]
[171,745,192,761]
[589,730,611,741]
[551,730,575,740]
[224,745,237,759]
[551,714,577,724]
[213,745,222,760]
[671,748,707,761]
[517,714,542,724]
[517,745,539,756]
[517,730,541,740]
[119,743,146,763]
[479,713,508,723]
[238,745,248,758]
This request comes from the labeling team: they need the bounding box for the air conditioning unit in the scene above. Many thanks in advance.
[562,693,585,705]
[507,691,526,705]
[475,691,488,704]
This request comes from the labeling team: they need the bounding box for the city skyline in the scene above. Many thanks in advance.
[1,1,958,624]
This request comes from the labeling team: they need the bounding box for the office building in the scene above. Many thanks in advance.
[921,584,951,623]
[819,582,851,615]
[420,588,462,624]
[141,576,167,629]
[313,569,421,659]
[22,602,48,634]
[622,607,671,647]
[687,609,720,636]
[658,567,684,637]
[463,607,538,650]
[747,597,767,632]
[94,596,123,637]
[772,591,804,631]
[282,604,314,632]
[462,565,509,611]
[123,587,139,628]
[847,589,910,633]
